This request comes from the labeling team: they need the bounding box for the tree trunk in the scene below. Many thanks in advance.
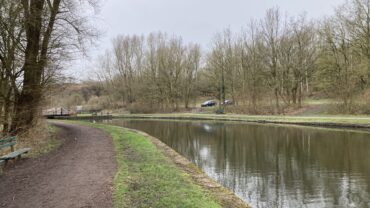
[184,89,190,109]
[274,87,280,114]
[11,0,61,133]
[298,84,302,108]
[2,88,13,134]
[292,86,297,105]
[0,99,3,133]
[11,0,45,133]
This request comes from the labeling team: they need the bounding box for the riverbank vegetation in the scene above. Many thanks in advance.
[61,0,370,116]
[118,113,370,128]
[70,121,248,208]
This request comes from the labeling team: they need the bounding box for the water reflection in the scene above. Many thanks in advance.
[111,119,370,208]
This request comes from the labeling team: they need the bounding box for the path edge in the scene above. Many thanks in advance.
[125,128,251,208]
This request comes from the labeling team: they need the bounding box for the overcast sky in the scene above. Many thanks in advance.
[69,0,345,80]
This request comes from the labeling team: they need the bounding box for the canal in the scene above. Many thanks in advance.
[109,119,370,208]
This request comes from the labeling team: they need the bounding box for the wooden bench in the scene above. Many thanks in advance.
[0,136,31,168]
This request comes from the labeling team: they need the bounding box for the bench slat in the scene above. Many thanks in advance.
[0,136,16,144]
[0,141,16,150]
[0,148,31,160]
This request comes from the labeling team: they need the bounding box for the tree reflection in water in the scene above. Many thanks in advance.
[112,119,370,208]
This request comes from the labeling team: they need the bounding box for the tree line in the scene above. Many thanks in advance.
[0,0,96,134]
[96,33,201,112]
[98,1,370,114]
[205,9,316,114]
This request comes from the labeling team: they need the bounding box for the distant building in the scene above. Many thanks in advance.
[75,105,83,113]
[43,107,70,116]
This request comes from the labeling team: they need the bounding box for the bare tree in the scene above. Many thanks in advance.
[317,17,360,111]
[340,0,370,84]
[279,15,316,107]
[260,7,284,113]
[182,44,201,109]
[0,0,100,133]
[207,29,238,109]
[240,20,266,112]
[0,1,24,133]
[112,35,144,105]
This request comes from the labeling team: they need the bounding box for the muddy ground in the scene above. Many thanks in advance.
[0,122,116,208]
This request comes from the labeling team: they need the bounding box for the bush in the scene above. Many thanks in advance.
[127,103,157,114]
[215,108,225,114]
[225,104,274,115]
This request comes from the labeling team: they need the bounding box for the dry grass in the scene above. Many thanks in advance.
[16,119,61,158]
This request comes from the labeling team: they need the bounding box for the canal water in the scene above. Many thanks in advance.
[110,119,370,208]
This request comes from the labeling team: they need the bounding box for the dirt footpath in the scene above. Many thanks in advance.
[0,122,117,208]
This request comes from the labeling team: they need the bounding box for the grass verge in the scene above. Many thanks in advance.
[116,113,370,128]
[69,121,224,208]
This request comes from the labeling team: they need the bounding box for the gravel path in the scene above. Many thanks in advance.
[0,122,117,208]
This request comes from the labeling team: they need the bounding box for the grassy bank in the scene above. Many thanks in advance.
[116,113,370,128]
[66,121,248,208]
